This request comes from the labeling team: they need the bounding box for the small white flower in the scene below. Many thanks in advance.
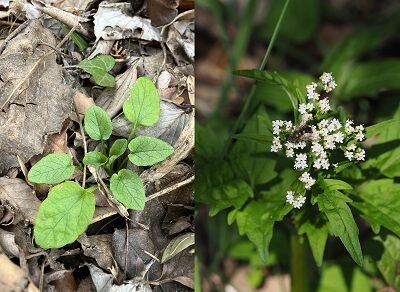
[320,72,336,92]
[354,148,365,161]
[318,98,331,113]
[355,125,365,141]
[347,144,357,151]
[328,118,342,132]
[271,136,282,152]
[286,191,295,204]
[333,132,345,144]
[272,120,284,135]
[344,150,354,161]
[333,163,339,168]
[311,142,324,156]
[299,104,308,115]
[306,103,315,112]
[286,148,294,158]
[293,195,306,209]
[306,82,319,100]
[324,135,336,150]
[294,153,308,170]
[294,141,307,150]
[301,113,313,124]
[299,172,316,190]
[285,121,293,131]
[345,119,354,134]
[313,157,330,170]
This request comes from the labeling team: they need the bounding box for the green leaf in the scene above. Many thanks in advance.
[323,179,353,191]
[128,136,174,166]
[317,191,363,266]
[76,55,116,87]
[340,59,400,99]
[60,23,88,51]
[236,192,291,262]
[83,151,107,166]
[110,169,145,210]
[377,235,400,290]
[123,77,160,127]
[351,179,400,236]
[28,153,75,184]
[84,106,113,141]
[34,181,95,248]
[298,215,329,267]
[365,119,400,139]
[108,139,128,165]
[161,233,195,263]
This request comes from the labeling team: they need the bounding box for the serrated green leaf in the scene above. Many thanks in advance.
[317,191,363,266]
[76,55,116,87]
[110,169,145,210]
[84,106,113,141]
[34,181,95,248]
[28,153,75,184]
[108,139,128,165]
[323,179,353,191]
[123,77,160,127]
[351,179,400,236]
[236,192,291,262]
[128,136,174,166]
[161,233,195,263]
[365,119,400,139]
[377,235,400,290]
[83,151,107,166]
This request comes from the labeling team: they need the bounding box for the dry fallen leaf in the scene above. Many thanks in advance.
[71,90,95,122]
[0,178,41,224]
[0,20,73,174]
[147,0,179,27]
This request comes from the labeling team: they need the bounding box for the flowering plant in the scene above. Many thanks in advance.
[197,69,400,271]
[270,73,366,209]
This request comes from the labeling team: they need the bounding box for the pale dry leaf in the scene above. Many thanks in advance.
[43,120,70,154]
[96,59,139,119]
[71,90,95,122]
[78,234,115,271]
[88,40,115,60]
[0,178,41,223]
[187,75,194,105]
[0,228,19,257]
[113,100,190,145]
[93,2,160,42]
[148,0,179,27]
[0,0,10,8]
[0,20,73,174]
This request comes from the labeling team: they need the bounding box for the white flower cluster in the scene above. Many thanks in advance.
[270,73,366,209]
[286,191,306,209]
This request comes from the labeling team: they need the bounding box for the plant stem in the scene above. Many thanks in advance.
[222,0,291,157]
[290,233,309,292]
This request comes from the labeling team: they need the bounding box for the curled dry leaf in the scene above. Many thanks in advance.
[147,0,179,27]
[71,90,95,122]
[78,234,116,271]
[0,20,73,174]
[0,178,41,224]
[0,228,19,257]
[93,2,160,42]
[161,232,194,263]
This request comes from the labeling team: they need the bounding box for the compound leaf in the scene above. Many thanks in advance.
[28,153,75,184]
[84,106,113,141]
[128,136,174,166]
[317,191,363,266]
[110,169,145,210]
[83,151,108,166]
[34,181,95,248]
[123,77,160,127]
[77,55,116,87]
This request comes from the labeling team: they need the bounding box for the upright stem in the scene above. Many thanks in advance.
[290,233,309,292]
[222,0,291,157]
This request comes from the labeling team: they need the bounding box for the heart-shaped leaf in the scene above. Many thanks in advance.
[34,181,96,248]
[110,169,145,210]
[128,136,174,166]
[84,106,113,141]
[123,77,160,127]
[108,139,127,165]
[28,153,75,184]
[77,55,116,87]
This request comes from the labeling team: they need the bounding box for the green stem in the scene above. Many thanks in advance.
[128,123,138,142]
[222,0,291,157]
[290,233,310,292]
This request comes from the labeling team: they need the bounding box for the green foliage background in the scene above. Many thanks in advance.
[196,0,400,290]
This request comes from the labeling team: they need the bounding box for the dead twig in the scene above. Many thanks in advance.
[145,175,194,202]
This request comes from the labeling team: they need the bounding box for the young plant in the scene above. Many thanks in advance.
[28,77,174,249]
[76,55,116,87]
